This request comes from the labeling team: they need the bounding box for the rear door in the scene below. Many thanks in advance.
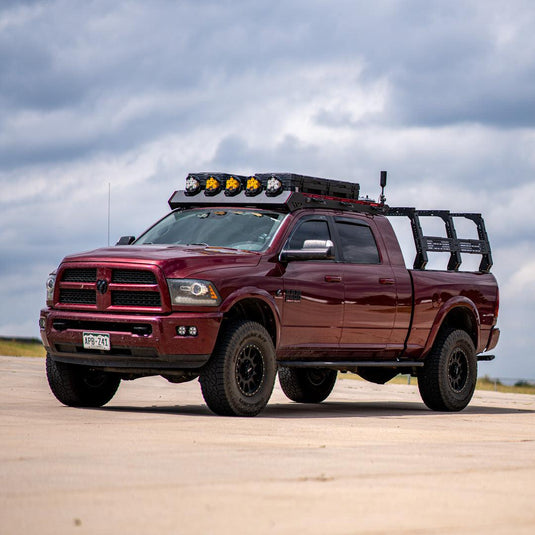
[334,216,398,355]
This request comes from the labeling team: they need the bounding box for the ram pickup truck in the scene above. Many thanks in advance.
[40,172,500,416]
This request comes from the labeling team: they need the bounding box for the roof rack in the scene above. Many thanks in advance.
[168,172,382,214]
[386,207,493,273]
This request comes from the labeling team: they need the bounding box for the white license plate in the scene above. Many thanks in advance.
[83,332,110,351]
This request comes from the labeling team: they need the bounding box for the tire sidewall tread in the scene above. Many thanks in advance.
[418,328,477,412]
[200,321,276,416]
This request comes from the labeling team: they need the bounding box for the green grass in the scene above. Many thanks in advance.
[340,372,535,395]
[0,339,46,358]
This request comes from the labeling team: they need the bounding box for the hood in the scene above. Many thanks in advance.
[61,245,261,278]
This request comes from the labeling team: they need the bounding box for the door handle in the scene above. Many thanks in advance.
[379,278,395,285]
[325,275,342,283]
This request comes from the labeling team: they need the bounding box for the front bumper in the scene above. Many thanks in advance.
[40,308,222,371]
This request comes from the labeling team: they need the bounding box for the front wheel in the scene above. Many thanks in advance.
[278,367,337,403]
[46,355,120,407]
[199,321,277,416]
[418,329,477,412]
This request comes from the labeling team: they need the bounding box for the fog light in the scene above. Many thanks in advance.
[177,326,187,336]
[188,326,198,337]
[39,318,46,330]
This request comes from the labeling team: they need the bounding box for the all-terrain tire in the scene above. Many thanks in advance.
[418,328,477,412]
[46,355,120,407]
[278,367,337,403]
[199,321,276,416]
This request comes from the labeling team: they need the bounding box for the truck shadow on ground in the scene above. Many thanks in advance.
[100,401,535,419]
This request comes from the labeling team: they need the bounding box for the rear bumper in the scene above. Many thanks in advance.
[486,327,500,352]
[40,308,222,371]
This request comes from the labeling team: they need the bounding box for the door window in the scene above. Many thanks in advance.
[286,219,332,250]
[335,221,380,264]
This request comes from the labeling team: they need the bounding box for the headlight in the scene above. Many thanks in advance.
[167,279,221,307]
[46,272,57,304]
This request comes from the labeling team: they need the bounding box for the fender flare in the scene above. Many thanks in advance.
[422,296,480,357]
[220,287,282,347]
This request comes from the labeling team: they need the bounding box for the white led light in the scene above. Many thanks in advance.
[188,326,198,336]
[185,176,202,195]
[266,177,283,195]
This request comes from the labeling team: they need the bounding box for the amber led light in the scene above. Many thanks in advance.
[225,176,242,196]
[204,176,222,196]
[245,177,262,196]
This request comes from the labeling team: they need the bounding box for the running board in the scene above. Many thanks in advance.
[277,360,425,369]
[477,354,495,362]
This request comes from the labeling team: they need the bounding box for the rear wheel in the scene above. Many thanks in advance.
[418,329,477,412]
[278,367,337,403]
[46,354,120,407]
[199,321,276,416]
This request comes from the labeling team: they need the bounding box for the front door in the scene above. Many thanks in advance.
[279,216,344,353]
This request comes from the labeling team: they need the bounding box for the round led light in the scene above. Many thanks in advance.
[225,176,242,196]
[188,326,198,337]
[245,177,263,196]
[204,176,222,196]
[177,326,187,336]
[185,176,202,196]
[266,176,283,196]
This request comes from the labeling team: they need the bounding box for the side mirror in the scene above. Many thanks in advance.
[280,239,335,262]
[116,236,136,245]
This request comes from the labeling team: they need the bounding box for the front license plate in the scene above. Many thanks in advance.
[83,332,110,351]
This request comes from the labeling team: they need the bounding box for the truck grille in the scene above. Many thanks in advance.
[60,289,97,304]
[111,270,157,284]
[62,268,97,282]
[57,266,163,310]
[111,291,161,307]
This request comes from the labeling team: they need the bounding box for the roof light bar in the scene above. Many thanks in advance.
[182,172,361,201]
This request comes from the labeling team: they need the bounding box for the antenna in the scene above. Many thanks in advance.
[107,182,111,246]
[379,170,387,205]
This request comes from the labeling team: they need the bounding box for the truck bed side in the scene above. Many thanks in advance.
[405,269,499,358]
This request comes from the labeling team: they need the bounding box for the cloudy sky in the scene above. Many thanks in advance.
[1,0,534,379]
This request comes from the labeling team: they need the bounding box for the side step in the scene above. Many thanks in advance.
[277,360,425,369]
[477,354,495,362]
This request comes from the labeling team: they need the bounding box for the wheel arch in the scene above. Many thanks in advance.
[423,297,480,357]
[220,294,279,348]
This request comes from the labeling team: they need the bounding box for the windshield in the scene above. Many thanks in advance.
[135,208,286,251]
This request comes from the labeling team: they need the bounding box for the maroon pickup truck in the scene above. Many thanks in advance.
[40,172,500,416]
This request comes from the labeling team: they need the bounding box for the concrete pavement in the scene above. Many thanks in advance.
[1,355,534,534]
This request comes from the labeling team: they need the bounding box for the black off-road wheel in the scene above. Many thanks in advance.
[199,321,276,416]
[46,354,120,408]
[418,328,477,412]
[278,367,337,403]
